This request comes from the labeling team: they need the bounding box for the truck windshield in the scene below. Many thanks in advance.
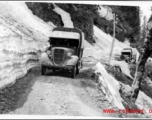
[122,52,131,55]
[50,38,79,48]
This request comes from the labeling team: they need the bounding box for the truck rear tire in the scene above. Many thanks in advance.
[52,69,56,72]
[41,66,46,75]
[76,65,79,74]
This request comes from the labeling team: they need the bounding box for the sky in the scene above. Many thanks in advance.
[140,6,151,25]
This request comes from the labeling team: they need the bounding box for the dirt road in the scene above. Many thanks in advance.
[7,66,118,117]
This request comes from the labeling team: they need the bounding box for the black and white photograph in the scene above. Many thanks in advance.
[0,1,152,119]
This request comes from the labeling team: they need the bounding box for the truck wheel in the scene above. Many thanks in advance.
[71,66,76,78]
[76,65,79,74]
[52,69,56,72]
[41,66,46,75]
[81,61,83,68]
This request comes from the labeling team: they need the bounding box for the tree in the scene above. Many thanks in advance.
[26,2,98,44]
[140,16,147,45]
[109,6,141,42]
[130,14,152,103]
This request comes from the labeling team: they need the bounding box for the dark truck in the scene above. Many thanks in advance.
[39,27,84,78]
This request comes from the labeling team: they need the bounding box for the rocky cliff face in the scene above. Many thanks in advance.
[0,2,54,89]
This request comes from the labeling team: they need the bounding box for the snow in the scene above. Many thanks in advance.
[95,62,124,109]
[93,25,140,79]
[120,82,152,117]
[53,4,85,49]
[135,90,152,117]
[83,40,103,60]
[0,2,53,41]
[52,3,143,109]
[0,2,54,89]
[110,60,133,79]
[94,25,131,54]
[40,3,152,116]
[51,31,80,39]
[1,2,151,114]
[53,4,74,28]
[51,4,126,109]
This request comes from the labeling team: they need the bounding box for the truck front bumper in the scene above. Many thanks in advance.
[41,62,73,70]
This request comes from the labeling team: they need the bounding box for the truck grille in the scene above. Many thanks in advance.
[53,49,64,65]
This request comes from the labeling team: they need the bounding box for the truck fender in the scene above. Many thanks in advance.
[67,56,79,66]
[39,52,50,63]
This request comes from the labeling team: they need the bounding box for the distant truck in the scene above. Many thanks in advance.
[39,27,84,78]
[120,48,136,63]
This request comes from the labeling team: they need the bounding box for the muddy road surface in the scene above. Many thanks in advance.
[5,66,117,117]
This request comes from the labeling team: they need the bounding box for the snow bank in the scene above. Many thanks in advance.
[94,62,124,109]
[0,2,54,89]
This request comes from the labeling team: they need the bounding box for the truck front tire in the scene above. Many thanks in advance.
[76,65,79,74]
[41,66,46,75]
[71,66,76,78]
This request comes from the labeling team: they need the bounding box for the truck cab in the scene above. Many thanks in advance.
[120,48,134,63]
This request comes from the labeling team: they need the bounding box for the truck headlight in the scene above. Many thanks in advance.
[47,50,51,55]
[67,52,72,57]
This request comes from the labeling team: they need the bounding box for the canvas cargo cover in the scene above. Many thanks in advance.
[51,31,80,39]
[51,30,85,49]
[121,49,132,53]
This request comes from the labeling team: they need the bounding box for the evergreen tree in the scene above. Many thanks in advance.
[125,14,152,103]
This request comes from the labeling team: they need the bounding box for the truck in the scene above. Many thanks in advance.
[39,27,84,78]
